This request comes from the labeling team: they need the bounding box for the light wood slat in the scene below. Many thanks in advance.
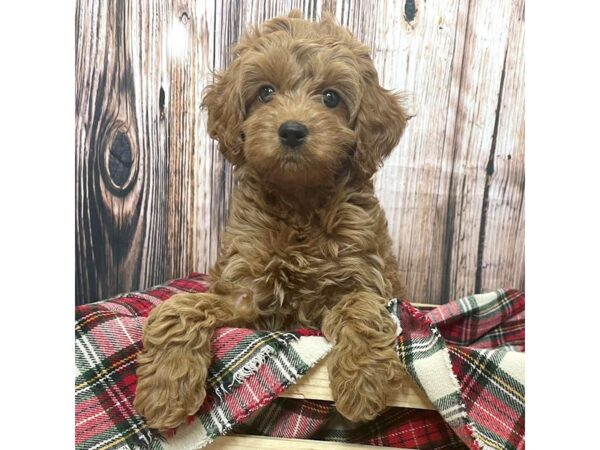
[208,434,407,450]
[279,359,435,410]
[204,0,239,271]
[190,0,222,275]
[410,302,436,309]
[479,0,525,293]
[445,0,516,299]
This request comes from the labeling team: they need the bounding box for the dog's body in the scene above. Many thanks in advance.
[211,167,405,330]
[135,11,409,430]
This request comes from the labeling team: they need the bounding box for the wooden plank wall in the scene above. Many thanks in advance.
[75,0,525,305]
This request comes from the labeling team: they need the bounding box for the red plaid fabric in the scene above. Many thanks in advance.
[75,275,209,450]
[76,274,328,450]
[75,277,524,450]
[396,290,525,449]
[428,290,525,351]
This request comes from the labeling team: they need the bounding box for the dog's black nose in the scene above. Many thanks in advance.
[278,121,308,148]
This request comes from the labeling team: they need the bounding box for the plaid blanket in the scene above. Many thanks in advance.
[398,292,525,449]
[75,274,524,450]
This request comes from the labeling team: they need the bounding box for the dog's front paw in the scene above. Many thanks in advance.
[328,344,404,422]
[134,346,211,430]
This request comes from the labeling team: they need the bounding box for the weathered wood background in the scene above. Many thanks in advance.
[75,0,524,305]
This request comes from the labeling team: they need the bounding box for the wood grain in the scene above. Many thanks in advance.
[443,0,516,301]
[76,0,525,305]
[279,359,434,410]
[75,0,224,303]
[76,0,157,302]
[365,0,472,303]
[208,435,405,450]
[478,0,525,293]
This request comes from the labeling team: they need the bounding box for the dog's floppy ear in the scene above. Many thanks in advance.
[202,59,245,166]
[287,9,303,19]
[353,77,408,178]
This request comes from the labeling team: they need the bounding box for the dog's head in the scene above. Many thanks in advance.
[203,11,408,186]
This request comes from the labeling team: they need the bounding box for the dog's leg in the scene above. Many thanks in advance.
[322,292,403,422]
[134,290,257,430]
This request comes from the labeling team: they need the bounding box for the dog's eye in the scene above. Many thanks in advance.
[258,85,275,103]
[322,90,340,108]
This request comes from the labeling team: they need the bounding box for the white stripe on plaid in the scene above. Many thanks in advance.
[409,331,469,428]
[496,350,525,383]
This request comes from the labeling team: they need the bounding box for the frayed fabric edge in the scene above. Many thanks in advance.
[431,323,486,450]
[171,335,332,450]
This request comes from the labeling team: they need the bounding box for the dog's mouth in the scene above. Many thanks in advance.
[252,147,329,187]
[278,147,308,167]
[274,153,313,181]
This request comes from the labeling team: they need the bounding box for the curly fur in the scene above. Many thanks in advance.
[135,11,408,430]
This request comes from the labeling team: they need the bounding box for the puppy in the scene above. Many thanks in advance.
[135,11,409,430]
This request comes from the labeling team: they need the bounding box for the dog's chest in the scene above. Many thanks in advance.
[254,215,339,289]
[227,198,382,328]
[248,222,346,326]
